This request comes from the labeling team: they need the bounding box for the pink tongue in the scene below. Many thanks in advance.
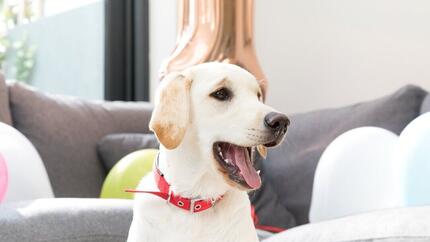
[226,145,261,189]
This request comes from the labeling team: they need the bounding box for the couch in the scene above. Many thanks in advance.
[1,72,430,241]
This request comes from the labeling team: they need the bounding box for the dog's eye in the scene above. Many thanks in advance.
[210,88,232,101]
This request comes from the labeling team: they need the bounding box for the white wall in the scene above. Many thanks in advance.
[149,0,177,103]
[150,0,430,114]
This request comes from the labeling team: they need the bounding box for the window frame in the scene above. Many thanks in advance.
[104,0,149,101]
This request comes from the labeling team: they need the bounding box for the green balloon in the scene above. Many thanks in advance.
[100,149,158,199]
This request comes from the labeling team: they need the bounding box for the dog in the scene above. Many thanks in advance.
[127,62,289,242]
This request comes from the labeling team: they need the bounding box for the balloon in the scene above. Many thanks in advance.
[0,153,7,202]
[160,0,268,97]
[395,113,430,206]
[0,123,54,203]
[309,127,403,223]
[100,149,158,199]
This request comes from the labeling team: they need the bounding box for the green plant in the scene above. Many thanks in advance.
[14,36,35,83]
[0,0,37,83]
[0,36,10,69]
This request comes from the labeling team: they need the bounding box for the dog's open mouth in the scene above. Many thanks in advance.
[213,142,261,190]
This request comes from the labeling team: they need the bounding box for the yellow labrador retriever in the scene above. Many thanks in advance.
[127,63,289,242]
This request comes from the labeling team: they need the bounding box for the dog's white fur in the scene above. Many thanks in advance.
[127,63,281,242]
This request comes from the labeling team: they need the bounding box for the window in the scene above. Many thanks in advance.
[0,0,149,101]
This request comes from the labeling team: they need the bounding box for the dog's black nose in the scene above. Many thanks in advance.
[264,112,290,133]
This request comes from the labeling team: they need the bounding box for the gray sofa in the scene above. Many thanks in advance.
[0,76,152,242]
[1,72,430,242]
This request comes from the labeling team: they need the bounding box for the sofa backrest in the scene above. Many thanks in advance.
[8,83,153,198]
[265,85,428,225]
[0,74,12,125]
[421,94,430,114]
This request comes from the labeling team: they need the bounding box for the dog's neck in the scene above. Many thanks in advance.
[157,132,231,200]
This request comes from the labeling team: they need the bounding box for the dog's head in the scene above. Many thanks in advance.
[150,63,289,191]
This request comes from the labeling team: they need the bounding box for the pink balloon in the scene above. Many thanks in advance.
[0,153,8,202]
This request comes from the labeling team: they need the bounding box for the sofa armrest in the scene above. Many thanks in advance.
[0,198,132,242]
[263,206,430,242]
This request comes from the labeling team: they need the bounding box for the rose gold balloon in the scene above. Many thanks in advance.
[159,0,267,98]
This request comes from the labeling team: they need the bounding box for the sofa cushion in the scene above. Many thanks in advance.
[0,74,12,125]
[0,198,271,242]
[97,133,159,171]
[265,85,428,225]
[9,83,153,197]
[421,94,430,114]
[0,198,132,242]
[250,155,297,230]
[262,206,430,242]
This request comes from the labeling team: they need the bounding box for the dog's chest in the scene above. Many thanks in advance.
[130,191,259,242]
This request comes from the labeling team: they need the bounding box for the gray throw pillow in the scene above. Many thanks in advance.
[265,85,428,225]
[421,94,430,114]
[97,133,159,171]
[0,74,12,125]
[9,83,153,198]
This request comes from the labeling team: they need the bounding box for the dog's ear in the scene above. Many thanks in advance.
[149,72,192,150]
[257,145,267,159]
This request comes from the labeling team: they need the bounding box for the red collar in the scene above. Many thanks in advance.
[126,156,223,213]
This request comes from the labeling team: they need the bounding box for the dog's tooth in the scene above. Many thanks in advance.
[225,159,231,164]
[219,151,223,157]
[257,170,261,174]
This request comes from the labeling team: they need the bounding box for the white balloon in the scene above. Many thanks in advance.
[309,127,403,223]
[396,113,430,206]
[0,122,54,203]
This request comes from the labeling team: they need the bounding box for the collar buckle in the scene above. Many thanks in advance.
[166,189,172,204]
